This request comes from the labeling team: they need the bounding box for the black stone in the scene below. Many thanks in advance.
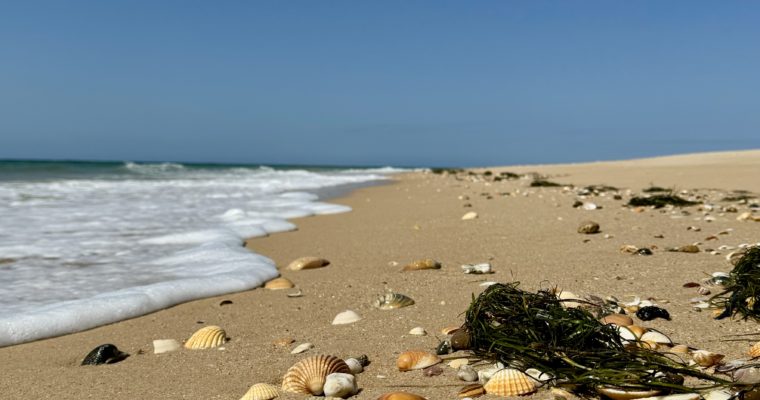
[81,344,129,365]
[636,306,671,321]
[435,339,452,355]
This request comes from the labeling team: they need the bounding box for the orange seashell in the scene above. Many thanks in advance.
[402,259,441,271]
[483,368,537,396]
[691,349,724,367]
[458,384,486,398]
[184,325,227,350]
[287,256,329,271]
[440,325,461,335]
[669,344,690,354]
[264,277,294,290]
[376,392,427,400]
[281,355,350,395]
[600,314,633,327]
[396,351,441,372]
[239,383,279,400]
[750,342,760,358]
[626,325,647,338]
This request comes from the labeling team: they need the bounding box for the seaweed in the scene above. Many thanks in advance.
[583,184,619,193]
[530,179,563,187]
[722,194,756,202]
[430,168,464,174]
[628,194,699,208]
[643,185,671,193]
[464,282,732,395]
[500,171,520,179]
[711,247,760,321]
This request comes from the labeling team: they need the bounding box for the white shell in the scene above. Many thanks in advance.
[153,339,181,354]
[640,329,673,345]
[461,211,478,220]
[408,327,427,336]
[524,368,553,386]
[344,358,363,374]
[703,390,734,400]
[332,310,361,325]
[457,365,478,382]
[291,342,314,354]
[461,263,492,274]
[323,373,358,398]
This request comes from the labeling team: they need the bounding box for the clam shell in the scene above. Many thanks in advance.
[692,349,725,367]
[458,384,485,398]
[323,372,358,398]
[81,344,128,365]
[448,358,468,369]
[153,339,181,354]
[668,344,691,354]
[332,310,362,325]
[265,277,295,290]
[184,325,227,350]
[288,257,330,271]
[640,329,672,345]
[240,383,280,400]
[344,358,363,374]
[601,314,633,326]
[374,292,415,310]
[396,351,441,371]
[408,327,427,336]
[281,355,351,395]
[376,392,427,400]
[483,368,537,396]
[596,386,660,400]
[402,259,441,271]
[750,342,760,358]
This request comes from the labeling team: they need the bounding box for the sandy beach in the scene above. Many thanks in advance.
[2,149,760,399]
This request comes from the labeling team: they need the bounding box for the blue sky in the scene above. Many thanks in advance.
[1,1,759,167]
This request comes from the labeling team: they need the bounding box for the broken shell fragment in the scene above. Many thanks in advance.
[402,259,441,271]
[288,257,330,271]
[376,392,427,400]
[240,383,280,400]
[692,350,725,367]
[332,310,361,325]
[373,292,415,310]
[577,220,601,234]
[483,368,538,397]
[461,263,493,274]
[458,384,486,398]
[323,372,358,398]
[184,325,227,350]
[408,327,427,336]
[291,342,314,354]
[396,351,441,371]
[448,358,469,369]
[281,355,351,395]
[153,339,181,354]
[596,386,660,400]
[265,277,295,290]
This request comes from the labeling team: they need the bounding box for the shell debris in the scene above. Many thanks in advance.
[153,339,181,354]
[287,256,330,271]
[483,368,538,397]
[291,342,314,354]
[265,277,295,290]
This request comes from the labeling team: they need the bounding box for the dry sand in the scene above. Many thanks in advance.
[1,149,760,399]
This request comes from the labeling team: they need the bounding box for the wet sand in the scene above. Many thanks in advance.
[1,149,760,399]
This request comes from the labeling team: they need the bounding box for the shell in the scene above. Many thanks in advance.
[376,392,427,400]
[240,383,280,400]
[692,349,725,367]
[373,292,415,310]
[483,368,538,396]
[732,367,760,384]
[596,386,660,400]
[153,339,181,354]
[524,368,553,385]
[344,358,363,374]
[281,355,351,395]
[669,344,691,354]
[750,342,760,358]
[627,325,647,338]
[184,326,227,350]
[265,277,295,290]
[332,310,361,325]
[323,372,358,398]
[640,329,673,345]
[291,342,314,354]
[440,325,461,335]
[458,384,485,398]
[600,314,634,326]
[81,344,128,365]
[448,358,468,369]
[577,220,601,234]
[461,211,478,220]
[408,327,427,336]
[396,351,441,371]
[457,365,479,382]
[402,259,441,271]
[287,257,330,271]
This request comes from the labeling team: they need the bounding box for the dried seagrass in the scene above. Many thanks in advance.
[710,247,760,321]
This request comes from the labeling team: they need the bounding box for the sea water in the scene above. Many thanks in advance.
[0,160,397,346]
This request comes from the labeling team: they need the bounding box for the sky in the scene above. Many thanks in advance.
[1,1,759,167]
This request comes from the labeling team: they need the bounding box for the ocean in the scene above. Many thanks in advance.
[0,160,399,346]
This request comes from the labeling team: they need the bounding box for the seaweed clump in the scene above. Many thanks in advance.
[711,247,760,321]
[464,282,729,395]
[430,168,464,174]
[530,179,563,187]
[628,194,699,208]
[643,186,671,193]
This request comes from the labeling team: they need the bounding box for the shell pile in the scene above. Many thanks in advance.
[281,355,351,395]
[373,292,415,310]
[184,325,227,350]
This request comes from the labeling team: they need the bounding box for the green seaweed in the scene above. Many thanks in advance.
[711,247,760,321]
[628,194,699,208]
[530,179,563,187]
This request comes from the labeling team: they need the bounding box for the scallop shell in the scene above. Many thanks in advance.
[483,368,537,396]
[323,372,358,398]
[374,292,415,310]
[287,257,330,271]
[596,385,660,400]
[184,325,227,350]
[750,342,760,358]
[265,277,295,290]
[408,327,427,336]
[402,259,441,271]
[281,355,351,395]
[396,351,441,371]
[332,310,361,325]
[458,384,485,398]
[601,314,634,326]
[240,383,280,400]
[692,350,725,367]
[376,392,427,400]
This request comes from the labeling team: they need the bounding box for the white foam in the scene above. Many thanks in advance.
[0,164,394,347]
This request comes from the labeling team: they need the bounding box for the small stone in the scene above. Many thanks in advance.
[448,358,469,369]
[577,221,601,234]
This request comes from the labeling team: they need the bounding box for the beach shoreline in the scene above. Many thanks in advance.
[1,149,760,399]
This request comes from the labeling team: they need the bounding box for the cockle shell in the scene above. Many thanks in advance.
[751,342,760,358]
[153,339,181,354]
[288,257,330,271]
[402,259,441,271]
[596,386,660,400]
[458,384,486,398]
[396,351,441,371]
[373,292,415,310]
[483,368,538,396]
[265,277,295,290]
[240,383,280,400]
[601,314,634,326]
[692,350,725,367]
[281,355,351,395]
[332,310,362,325]
[323,372,358,398]
[184,325,227,349]
[376,392,427,400]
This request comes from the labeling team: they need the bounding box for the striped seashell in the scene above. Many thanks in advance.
[240,383,279,400]
[184,325,227,350]
[596,386,660,400]
[458,384,485,398]
[692,349,725,367]
[265,277,295,290]
[374,292,415,310]
[396,351,441,371]
[281,355,351,395]
[376,392,427,400]
[287,257,330,271]
[483,368,537,396]
[750,341,760,358]
[402,259,441,271]
[600,314,634,326]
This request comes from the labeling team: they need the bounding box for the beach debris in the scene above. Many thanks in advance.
[265,277,295,290]
[691,350,724,367]
[461,263,493,274]
[461,211,478,220]
[441,325,461,335]
[710,247,760,320]
[698,286,711,295]
[737,212,760,222]
[530,179,562,187]
[641,329,673,346]
[451,329,471,350]
[458,383,485,398]
[81,344,129,365]
[219,299,233,306]
[620,245,654,255]
[600,314,634,327]
[287,256,330,271]
[323,372,358,398]
[240,383,280,400]
[750,342,760,359]
[281,355,351,395]
[402,259,441,271]
[636,306,671,321]
[184,325,227,350]
[291,342,314,354]
[596,386,660,400]
[628,194,699,208]
[668,245,700,253]
[422,364,444,377]
[396,351,441,371]
[375,392,427,400]
[272,337,295,347]
[457,365,479,382]
[731,367,760,384]
[286,289,303,298]
[687,226,702,232]
[483,368,538,397]
[344,358,363,374]
[577,220,601,234]
[408,327,427,336]
[332,310,362,325]
[582,202,599,210]
[152,339,181,354]
[373,292,415,310]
